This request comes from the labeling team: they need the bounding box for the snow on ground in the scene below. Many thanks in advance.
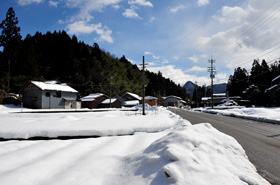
[196,106,280,124]
[0,105,187,139]
[0,105,270,185]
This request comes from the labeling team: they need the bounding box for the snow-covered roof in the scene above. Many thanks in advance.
[272,75,280,82]
[265,84,279,92]
[101,98,117,104]
[81,93,104,101]
[124,92,142,100]
[213,93,226,97]
[124,100,139,106]
[165,95,182,100]
[31,81,78,93]
[145,96,158,100]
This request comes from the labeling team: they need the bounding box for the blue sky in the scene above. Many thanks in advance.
[1,0,280,86]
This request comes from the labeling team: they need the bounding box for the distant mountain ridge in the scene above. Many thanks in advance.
[183,81,197,99]
[207,83,227,94]
[183,81,227,98]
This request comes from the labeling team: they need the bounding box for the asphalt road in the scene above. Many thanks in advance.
[170,108,280,185]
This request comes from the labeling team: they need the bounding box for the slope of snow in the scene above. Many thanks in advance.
[0,105,188,139]
[200,107,280,124]
[0,105,270,184]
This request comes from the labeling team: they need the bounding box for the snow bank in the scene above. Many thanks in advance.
[201,107,280,124]
[0,105,270,184]
[109,123,269,185]
[0,105,189,139]
[0,124,269,185]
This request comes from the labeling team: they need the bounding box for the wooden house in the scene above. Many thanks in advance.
[122,92,142,107]
[100,96,124,108]
[144,96,158,106]
[164,95,183,107]
[22,81,78,109]
[81,93,108,109]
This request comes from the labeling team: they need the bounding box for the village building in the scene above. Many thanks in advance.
[265,75,280,106]
[81,93,108,109]
[164,95,184,107]
[201,93,242,107]
[100,96,124,108]
[22,81,78,109]
[144,96,158,106]
[122,92,142,107]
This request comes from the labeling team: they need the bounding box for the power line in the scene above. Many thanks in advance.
[214,0,280,60]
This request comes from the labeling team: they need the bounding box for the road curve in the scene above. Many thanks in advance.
[171,108,280,185]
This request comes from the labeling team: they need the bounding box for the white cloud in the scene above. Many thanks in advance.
[49,0,59,7]
[219,6,248,24]
[65,0,122,21]
[129,0,153,7]
[112,4,120,9]
[17,0,43,6]
[66,21,113,43]
[197,0,209,7]
[187,66,207,72]
[122,8,141,19]
[170,5,187,13]
[149,16,156,23]
[215,73,228,83]
[147,65,210,86]
[188,55,199,63]
[144,51,160,60]
[193,0,280,72]
[144,51,152,55]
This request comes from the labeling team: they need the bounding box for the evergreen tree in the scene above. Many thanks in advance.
[0,7,22,50]
[0,7,22,92]
[227,67,248,97]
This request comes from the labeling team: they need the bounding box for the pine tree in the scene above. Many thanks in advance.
[0,7,22,92]
[227,67,248,97]
[0,7,22,52]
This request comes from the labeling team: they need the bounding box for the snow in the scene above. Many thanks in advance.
[101,98,117,104]
[196,106,280,124]
[80,93,104,101]
[31,81,78,93]
[125,92,142,100]
[124,100,139,106]
[0,105,270,185]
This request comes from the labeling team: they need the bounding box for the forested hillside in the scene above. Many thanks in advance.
[0,30,188,100]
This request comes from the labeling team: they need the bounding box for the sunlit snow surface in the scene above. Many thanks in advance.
[0,105,270,185]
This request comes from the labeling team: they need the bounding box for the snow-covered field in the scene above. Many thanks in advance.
[0,105,270,185]
[196,107,280,124]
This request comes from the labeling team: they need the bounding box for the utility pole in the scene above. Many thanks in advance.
[195,81,198,108]
[142,56,146,115]
[208,57,216,109]
[110,76,113,108]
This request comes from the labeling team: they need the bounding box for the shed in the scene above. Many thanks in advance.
[100,96,124,108]
[81,93,108,109]
[122,92,141,107]
[22,81,78,109]
[144,96,158,106]
[164,95,183,107]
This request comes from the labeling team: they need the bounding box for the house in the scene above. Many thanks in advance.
[201,93,242,107]
[22,81,78,109]
[164,95,184,107]
[122,92,142,107]
[144,96,158,106]
[265,75,280,106]
[81,93,108,109]
[100,96,124,108]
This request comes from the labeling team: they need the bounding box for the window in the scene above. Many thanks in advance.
[56,92,61,98]
[45,92,50,97]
